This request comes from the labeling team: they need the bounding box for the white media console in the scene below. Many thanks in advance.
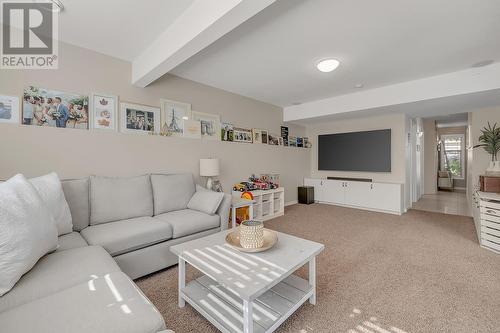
[304,178,404,215]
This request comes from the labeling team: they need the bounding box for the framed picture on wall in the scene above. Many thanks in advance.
[120,102,160,134]
[252,129,262,144]
[22,86,89,129]
[192,111,221,141]
[160,99,191,137]
[261,130,268,144]
[183,120,202,139]
[0,95,20,124]
[221,122,234,141]
[90,93,117,131]
[233,127,253,143]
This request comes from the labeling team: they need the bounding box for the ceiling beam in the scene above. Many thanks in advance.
[283,63,500,122]
[132,0,276,87]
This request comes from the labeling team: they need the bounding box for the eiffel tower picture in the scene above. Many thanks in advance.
[167,108,182,133]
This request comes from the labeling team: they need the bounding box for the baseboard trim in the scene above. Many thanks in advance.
[285,200,298,207]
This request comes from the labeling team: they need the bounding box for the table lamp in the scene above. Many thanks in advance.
[200,158,219,190]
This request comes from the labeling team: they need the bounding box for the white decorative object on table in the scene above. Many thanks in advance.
[239,220,264,249]
[200,158,219,190]
[226,228,278,253]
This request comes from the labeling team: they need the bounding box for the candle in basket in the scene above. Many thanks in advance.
[239,220,264,249]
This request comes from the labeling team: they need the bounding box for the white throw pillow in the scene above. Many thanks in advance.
[30,172,73,236]
[187,185,224,215]
[0,174,58,296]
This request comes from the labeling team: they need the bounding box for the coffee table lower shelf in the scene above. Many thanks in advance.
[182,274,313,333]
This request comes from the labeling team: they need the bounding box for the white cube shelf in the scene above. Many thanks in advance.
[232,187,285,222]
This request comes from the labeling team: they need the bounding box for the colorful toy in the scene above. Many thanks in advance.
[233,181,257,192]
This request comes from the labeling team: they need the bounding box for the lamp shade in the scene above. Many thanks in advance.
[200,158,219,177]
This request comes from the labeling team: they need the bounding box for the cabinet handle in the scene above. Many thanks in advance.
[370,184,373,189]
[320,181,323,186]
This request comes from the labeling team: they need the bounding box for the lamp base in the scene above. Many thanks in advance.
[206,177,213,190]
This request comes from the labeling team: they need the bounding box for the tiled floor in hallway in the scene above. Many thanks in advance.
[412,191,470,216]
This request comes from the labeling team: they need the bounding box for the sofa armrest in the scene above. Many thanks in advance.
[217,193,231,230]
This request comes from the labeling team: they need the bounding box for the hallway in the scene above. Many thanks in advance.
[412,191,470,216]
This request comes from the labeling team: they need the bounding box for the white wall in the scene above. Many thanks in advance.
[0,42,309,203]
[423,118,438,194]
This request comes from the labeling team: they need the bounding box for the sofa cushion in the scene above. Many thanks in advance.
[80,217,173,257]
[0,246,120,313]
[151,174,195,215]
[155,209,220,239]
[62,178,90,231]
[56,232,88,252]
[0,174,58,297]
[0,272,166,333]
[30,172,73,236]
[90,175,153,225]
[187,186,224,215]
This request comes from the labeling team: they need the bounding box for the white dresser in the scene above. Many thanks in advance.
[304,178,403,215]
[474,191,500,254]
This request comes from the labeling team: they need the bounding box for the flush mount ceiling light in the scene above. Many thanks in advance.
[316,58,340,73]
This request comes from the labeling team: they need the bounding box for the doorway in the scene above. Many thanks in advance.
[411,113,470,216]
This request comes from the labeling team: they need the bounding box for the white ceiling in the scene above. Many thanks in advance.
[171,0,500,106]
[291,89,500,126]
[57,0,194,61]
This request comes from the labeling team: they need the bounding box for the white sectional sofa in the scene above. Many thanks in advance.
[0,173,231,333]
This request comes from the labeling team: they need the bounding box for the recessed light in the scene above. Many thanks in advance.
[182,116,189,120]
[316,58,340,73]
[354,83,364,88]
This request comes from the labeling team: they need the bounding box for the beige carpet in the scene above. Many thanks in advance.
[136,204,500,333]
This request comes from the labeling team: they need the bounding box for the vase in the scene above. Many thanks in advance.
[486,161,500,176]
[239,220,264,249]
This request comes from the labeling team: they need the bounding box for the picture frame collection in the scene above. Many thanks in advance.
[0,85,311,148]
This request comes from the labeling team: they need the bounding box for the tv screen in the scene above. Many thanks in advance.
[318,129,391,172]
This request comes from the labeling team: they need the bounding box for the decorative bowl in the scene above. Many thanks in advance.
[225,228,278,253]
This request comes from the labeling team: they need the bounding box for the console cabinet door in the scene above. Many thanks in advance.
[344,181,371,207]
[369,183,402,213]
[304,178,324,202]
[323,180,345,204]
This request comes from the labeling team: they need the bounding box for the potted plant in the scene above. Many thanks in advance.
[474,122,500,174]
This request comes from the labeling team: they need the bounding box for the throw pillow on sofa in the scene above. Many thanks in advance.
[0,174,58,296]
[187,185,224,215]
[30,172,73,236]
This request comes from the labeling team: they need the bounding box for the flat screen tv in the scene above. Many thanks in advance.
[318,129,391,172]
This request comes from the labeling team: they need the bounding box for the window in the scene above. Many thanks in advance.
[440,134,465,179]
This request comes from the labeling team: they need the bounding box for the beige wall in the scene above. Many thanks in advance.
[0,42,309,203]
[306,113,407,184]
[469,107,500,192]
[423,118,437,194]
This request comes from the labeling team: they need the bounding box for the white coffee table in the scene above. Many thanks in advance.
[170,230,324,333]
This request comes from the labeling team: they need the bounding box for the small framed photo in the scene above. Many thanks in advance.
[90,93,117,131]
[268,133,280,145]
[289,136,297,147]
[221,122,234,141]
[278,137,284,146]
[160,99,191,137]
[192,111,221,141]
[120,102,160,134]
[183,120,202,139]
[0,95,20,124]
[261,130,268,144]
[233,127,253,143]
[252,129,262,144]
